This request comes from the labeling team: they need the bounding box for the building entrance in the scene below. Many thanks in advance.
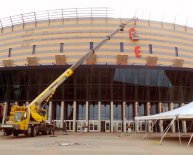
[137,121,146,132]
[66,120,73,131]
[101,121,110,132]
[77,120,87,132]
[113,121,122,132]
[89,120,98,132]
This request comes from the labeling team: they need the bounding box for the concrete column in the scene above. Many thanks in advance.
[134,102,138,132]
[134,102,138,117]
[169,102,175,133]
[180,103,187,133]
[158,102,163,133]
[110,101,114,132]
[48,101,53,123]
[60,101,64,128]
[146,102,150,116]
[98,101,101,132]
[123,101,126,132]
[146,102,151,132]
[85,101,89,132]
[2,102,8,124]
[73,101,77,132]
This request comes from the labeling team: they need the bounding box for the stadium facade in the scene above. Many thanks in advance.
[0,8,193,133]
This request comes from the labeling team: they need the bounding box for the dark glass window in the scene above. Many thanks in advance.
[149,44,153,54]
[55,103,61,120]
[32,45,36,54]
[90,42,94,50]
[120,42,124,52]
[67,103,73,120]
[125,103,133,120]
[113,103,122,120]
[175,47,178,57]
[138,103,146,116]
[89,103,98,120]
[60,43,64,53]
[0,65,193,108]
[77,103,86,120]
[101,103,110,120]
[8,48,12,57]
[150,103,158,115]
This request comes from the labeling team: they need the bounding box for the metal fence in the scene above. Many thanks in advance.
[0,7,114,29]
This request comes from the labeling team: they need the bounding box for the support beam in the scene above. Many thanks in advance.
[60,101,64,129]
[73,101,77,132]
[85,101,89,132]
[123,101,126,132]
[98,101,101,132]
[2,102,8,124]
[134,102,138,132]
[169,102,175,133]
[146,102,150,116]
[158,102,163,133]
[146,102,151,132]
[134,102,138,117]
[110,101,114,132]
[180,103,187,133]
[48,101,53,123]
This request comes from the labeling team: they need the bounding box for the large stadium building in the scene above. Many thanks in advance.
[0,8,193,133]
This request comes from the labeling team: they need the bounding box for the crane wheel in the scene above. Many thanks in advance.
[4,129,12,136]
[31,126,37,137]
[13,131,19,137]
[26,126,32,137]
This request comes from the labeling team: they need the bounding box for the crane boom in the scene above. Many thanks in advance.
[28,19,133,110]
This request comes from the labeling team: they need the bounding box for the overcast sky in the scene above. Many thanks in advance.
[0,0,193,26]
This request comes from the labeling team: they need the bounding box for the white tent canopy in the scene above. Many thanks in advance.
[135,101,193,121]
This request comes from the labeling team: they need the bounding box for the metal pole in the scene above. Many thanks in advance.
[0,20,3,33]
[143,119,158,139]
[177,117,181,144]
[75,8,78,24]
[10,16,13,31]
[159,119,175,144]
[34,12,37,27]
[187,133,193,147]
[21,14,25,29]
[61,9,64,25]
[47,10,50,25]
[185,17,188,31]
[134,120,137,136]
[91,8,93,24]
[105,7,108,24]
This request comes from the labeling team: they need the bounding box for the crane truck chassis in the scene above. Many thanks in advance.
[0,19,134,137]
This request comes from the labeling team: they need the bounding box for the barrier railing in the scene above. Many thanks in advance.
[0,7,114,29]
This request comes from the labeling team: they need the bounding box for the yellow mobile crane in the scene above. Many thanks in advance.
[0,19,133,137]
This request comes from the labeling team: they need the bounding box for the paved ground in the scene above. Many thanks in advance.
[0,131,193,155]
